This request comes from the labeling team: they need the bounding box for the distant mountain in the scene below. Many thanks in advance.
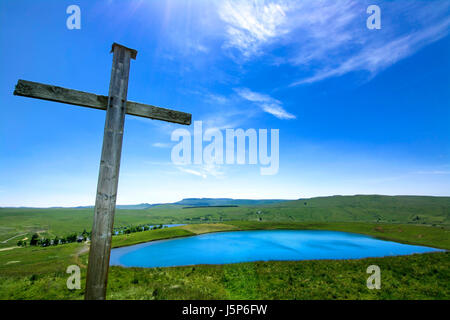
[67,203,164,210]
[116,203,161,210]
[174,198,287,207]
[1,199,289,209]
[71,199,289,210]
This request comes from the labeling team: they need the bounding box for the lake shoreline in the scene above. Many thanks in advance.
[111,251,448,271]
[110,229,446,269]
[109,221,450,251]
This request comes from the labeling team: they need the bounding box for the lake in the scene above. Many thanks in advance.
[110,230,444,268]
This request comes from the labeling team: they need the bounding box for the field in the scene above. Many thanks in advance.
[0,195,449,300]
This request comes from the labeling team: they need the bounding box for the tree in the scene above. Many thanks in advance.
[53,236,60,246]
[66,233,77,243]
[17,240,23,247]
[30,233,39,246]
[42,238,51,247]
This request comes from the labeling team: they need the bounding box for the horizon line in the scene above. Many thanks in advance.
[1,194,449,209]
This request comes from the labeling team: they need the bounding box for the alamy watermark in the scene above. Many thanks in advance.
[367,5,381,30]
[64,5,379,31]
[171,121,279,175]
[66,265,81,290]
[66,5,81,30]
[366,265,381,290]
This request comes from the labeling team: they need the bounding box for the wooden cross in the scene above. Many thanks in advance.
[13,43,192,300]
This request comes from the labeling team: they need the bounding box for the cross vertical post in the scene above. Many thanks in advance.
[85,43,137,300]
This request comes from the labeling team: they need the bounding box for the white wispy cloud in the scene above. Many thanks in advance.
[235,88,295,119]
[414,170,450,175]
[193,89,256,129]
[176,164,225,179]
[217,0,450,84]
[177,167,207,179]
[293,15,450,86]
[219,0,290,57]
[204,93,230,105]
[218,0,359,60]
[152,142,172,148]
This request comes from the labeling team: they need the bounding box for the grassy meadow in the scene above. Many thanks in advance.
[0,195,449,300]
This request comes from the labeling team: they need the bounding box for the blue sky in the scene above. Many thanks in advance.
[0,0,449,206]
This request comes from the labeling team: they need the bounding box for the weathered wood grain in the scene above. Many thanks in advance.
[85,44,132,300]
[14,80,191,125]
[14,79,108,110]
[126,101,191,125]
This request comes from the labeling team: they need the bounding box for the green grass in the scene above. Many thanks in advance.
[177,223,239,234]
[0,243,84,276]
[112,228,195,248]
[106,251,449,299]
[0,207,168,248]
[1,252,448,300]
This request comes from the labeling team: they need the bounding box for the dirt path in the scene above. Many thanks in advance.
[1,233,27,244]
[0,247,20,252]
[75,242,90,268]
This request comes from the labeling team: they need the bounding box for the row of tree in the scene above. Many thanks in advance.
[17,224,167,247]
[18,229,91,247]
[118,224,165,235]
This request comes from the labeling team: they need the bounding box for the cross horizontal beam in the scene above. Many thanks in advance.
[13,79,191,125]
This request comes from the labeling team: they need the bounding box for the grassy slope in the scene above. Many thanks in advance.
[1,252,448,300]
[112,228,195,248]
[0,208,163,248]
[0,243,84,276]
[256,195,450,225]
[0,222,449,300]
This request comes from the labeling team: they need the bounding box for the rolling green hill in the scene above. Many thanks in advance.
[0,195,448,248]
[260,195,450,225]
[174,198,286,206]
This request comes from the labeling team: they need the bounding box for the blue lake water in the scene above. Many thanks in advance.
[110,230,444,268]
